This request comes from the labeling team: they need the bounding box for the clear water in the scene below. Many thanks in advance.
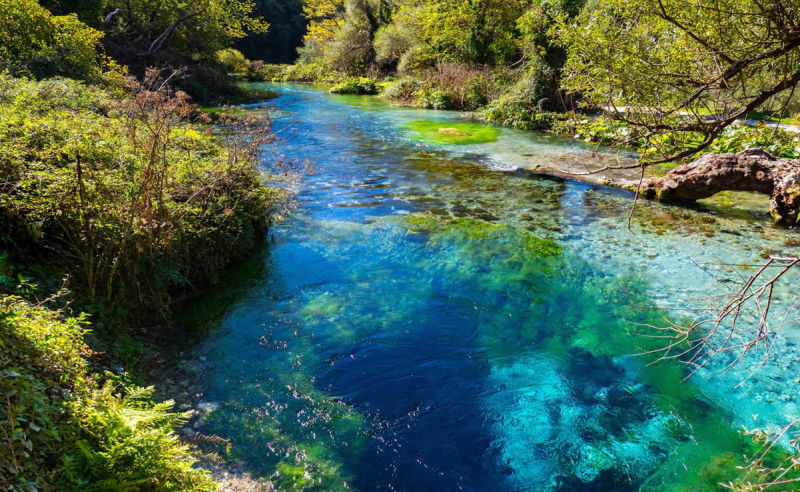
[188,84,800,491]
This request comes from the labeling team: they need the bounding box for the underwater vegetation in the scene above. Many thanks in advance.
[401,120,502,145]
[395,213,788,490]
[197,210,794,490]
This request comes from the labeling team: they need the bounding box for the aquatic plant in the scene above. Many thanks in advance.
[401,120,501,144]
[203,374,367,491]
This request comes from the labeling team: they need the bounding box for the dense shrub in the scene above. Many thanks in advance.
[486,95,565,130]
[0,0,103,80]
[330,77,379,94]
[0,296,214,490]
[254,63,289,81]
[0,73,285,326]
[383,63,502,110]
[215,48,250,75]
[283,60,345,83]
[326,21,376,75]
[381,77,423,102]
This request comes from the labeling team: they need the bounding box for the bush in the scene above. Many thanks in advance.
[486,96,564,130]
[330,77,379,94]
[254,63,291,81]
[0,296,214,490]
[393,63,501,110]
[0,72,285,327]
[325,21,375,75]
[215,48,250,75]
[417,87,452,109]
[0,0,102,80]
[381,77,423,102]
[282,61,342,82]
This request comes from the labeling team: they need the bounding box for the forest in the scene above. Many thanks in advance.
[2,0,800,490]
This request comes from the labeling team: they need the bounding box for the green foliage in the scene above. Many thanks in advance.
[696,124,800,160]
[415,0,524,65]
[325,14,376,75]
[216,48,251,74]
[254,63,292,81]
[0,296,214,490]
[0,74,283,327]
[486,96,565,130]
[401,120,501,144]
[381,77,422,101]
[0,0,103,80]
[330,76,379,94]
[282,60,344,82]
[555,0,800,160]
[102,0,268,60]
[545,114,800,163]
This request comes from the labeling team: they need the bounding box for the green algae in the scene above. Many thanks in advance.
[404,213,562,257]
[401,120,501,144]
[204,375,367,491]
[400,212,793,489]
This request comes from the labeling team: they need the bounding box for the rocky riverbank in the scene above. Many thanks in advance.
[146,348,273,490]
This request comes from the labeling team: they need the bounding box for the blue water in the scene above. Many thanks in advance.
[190,85,800,491]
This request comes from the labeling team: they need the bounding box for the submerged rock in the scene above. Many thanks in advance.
[197,401,219,413]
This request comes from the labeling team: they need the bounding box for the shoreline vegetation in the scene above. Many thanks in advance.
[0,1,291,489]
[242,66,800,168]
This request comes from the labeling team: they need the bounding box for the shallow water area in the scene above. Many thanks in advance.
[191,83,800,491]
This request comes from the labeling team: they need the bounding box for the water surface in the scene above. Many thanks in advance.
[192,85,800,491]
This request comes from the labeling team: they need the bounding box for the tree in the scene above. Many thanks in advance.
[302,0,348,46]
[0,0,103,80]
[416,0,526,65]
[101,0,268,66]
[557,0,800,163]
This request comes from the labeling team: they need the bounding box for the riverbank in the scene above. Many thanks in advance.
[0,72,288,489]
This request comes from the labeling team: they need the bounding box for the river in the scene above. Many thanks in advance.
[186,84,800,491]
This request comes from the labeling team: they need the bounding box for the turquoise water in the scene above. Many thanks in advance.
[190,84,800,490]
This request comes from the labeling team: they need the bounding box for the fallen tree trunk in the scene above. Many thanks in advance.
[623,149,800,223]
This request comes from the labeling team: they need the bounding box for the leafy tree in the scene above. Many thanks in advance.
[101,0,269,67]
[557,0,800,162]
[416,0,525,65]
[0,0,103,80]
[302,0,348,46]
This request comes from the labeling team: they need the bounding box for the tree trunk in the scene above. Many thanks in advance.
[629,149,800,224]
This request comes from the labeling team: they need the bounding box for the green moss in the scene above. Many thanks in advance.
[401,120,501,145]
[404,214,562,259]
[274,462,311,489]
[522,231,563,257]
[448,217,504,239]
